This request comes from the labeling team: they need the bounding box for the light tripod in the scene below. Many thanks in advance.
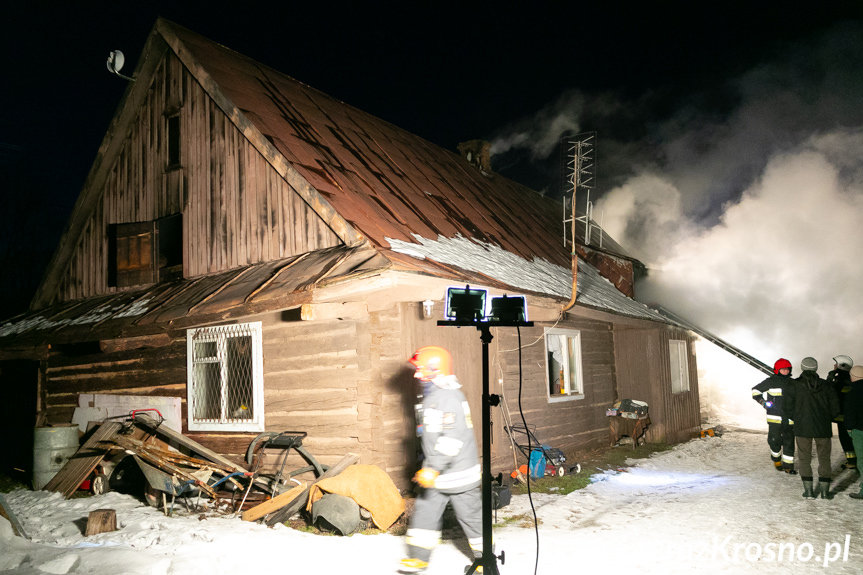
[438,318,532,575]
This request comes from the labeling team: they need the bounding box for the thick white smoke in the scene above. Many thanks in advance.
[491,23,863,429]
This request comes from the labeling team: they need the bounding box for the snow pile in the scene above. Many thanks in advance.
[2,431,860,574]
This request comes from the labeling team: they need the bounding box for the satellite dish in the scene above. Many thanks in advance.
[107,50,125,73]
[106,50,134,81]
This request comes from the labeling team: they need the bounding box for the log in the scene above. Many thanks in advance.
[241,482,307,522]
[85,509,117,536]
[264,452,359,526]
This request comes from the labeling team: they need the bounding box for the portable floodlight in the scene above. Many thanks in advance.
[444,285,488,322]
[489,294,528,324]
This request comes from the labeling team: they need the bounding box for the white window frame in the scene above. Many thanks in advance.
[669,339,691,394]
[544,328,585,402]
[186,321,265,432]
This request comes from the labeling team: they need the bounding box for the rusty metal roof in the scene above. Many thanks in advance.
[0,246,390,345]
[166,21,633,268]
[1,21,666,346]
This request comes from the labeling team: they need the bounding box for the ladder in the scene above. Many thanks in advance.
[652,306,774,376]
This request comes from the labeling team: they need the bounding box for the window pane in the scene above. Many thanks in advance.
[226,335,254,419]
[193,361,221,419]
[195,341,217,360]
[567,337,578,393]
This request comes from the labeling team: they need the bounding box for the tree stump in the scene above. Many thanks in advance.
[85,508,117,536]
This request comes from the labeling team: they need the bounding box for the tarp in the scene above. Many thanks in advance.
[306,464,405,530]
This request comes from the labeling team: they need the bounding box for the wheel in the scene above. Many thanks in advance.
[556,466,565,477]
[91,473,111,495]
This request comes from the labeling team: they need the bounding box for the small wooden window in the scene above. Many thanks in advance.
[109,221,157,287]
[167,114,181,168]
[544,328,584,400]
[669,339,691,393]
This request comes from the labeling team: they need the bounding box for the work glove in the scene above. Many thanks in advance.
[413,468,439,488]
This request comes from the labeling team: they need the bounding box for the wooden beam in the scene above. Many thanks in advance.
[300,302,368,321]
[264,452,359,526]
[241,481,306,522]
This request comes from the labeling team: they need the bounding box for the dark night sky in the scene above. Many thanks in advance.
[1,2,862,319]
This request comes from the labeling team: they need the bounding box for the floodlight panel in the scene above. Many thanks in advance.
[490,294,528,323]
[444,285,488,321]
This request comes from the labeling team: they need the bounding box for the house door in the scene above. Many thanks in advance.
[0,360,39,483]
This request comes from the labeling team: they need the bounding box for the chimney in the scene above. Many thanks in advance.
[457,140,491,173]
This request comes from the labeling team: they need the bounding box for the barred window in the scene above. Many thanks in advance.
[186,322,264,431]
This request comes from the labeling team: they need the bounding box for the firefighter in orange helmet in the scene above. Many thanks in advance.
[400,346,482,574]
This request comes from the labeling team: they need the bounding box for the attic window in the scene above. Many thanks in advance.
[167,114,181,169]
[108,214,183,287]
[109,221,157,288]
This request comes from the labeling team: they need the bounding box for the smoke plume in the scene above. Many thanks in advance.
[491,23,863,428]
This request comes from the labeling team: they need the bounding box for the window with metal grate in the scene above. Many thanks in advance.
[186,321,265,431]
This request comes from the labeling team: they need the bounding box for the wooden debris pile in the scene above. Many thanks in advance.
[40,412,364,525]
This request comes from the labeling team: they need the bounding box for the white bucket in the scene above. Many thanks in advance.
[33,425,80,490]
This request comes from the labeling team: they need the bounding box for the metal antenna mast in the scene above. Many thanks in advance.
[562,132,603,250]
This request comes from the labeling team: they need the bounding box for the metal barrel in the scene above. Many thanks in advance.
[32,425,79,490]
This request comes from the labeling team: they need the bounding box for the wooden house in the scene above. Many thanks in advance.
[0,19,700,489]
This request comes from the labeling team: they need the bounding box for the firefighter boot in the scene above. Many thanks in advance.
[773,461,783,471]
[818,478,833,500]
[399,559,429,573]
[850,484,863,500]
[801,478,816,499]
[843,456,858,471]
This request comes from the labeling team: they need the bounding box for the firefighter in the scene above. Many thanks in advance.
[751,358,796,473]
[400,346,482,574]
[784,357,840,499]
[827,354,856,470]
[846,365,863,499]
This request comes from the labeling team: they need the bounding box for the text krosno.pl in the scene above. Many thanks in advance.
[700,535,851,567]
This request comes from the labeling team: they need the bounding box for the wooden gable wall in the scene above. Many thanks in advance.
[613,326,701,443]
[50,52,341,305]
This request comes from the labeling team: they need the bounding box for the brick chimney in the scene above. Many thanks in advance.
[457,140,491,173]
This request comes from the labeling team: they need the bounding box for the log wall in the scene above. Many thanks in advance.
[52,52,341,305]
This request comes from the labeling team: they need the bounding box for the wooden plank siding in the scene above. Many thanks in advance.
[613,326,701,443]
[41,337,187,425]
[490,317,617,472]
[48,53,341,306]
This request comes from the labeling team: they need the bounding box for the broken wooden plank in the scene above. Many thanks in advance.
[132,413,245,472]
[241,481,307,522]
[41,422,124,498]
[265,452,359,526]
[0,493,28,539]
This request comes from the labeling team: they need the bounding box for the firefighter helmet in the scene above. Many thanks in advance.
[773,358,792,375]
[833,355,853,371]
[410,346,453,380]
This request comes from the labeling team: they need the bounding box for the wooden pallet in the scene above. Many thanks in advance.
[42,421,151,498]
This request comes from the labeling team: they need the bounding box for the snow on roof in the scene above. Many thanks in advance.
[386,234,669,323]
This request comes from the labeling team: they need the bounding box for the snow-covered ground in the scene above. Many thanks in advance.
[1,430,860,575]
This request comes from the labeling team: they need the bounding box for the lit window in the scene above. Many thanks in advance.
[669,339,690,393]
[545,328,584,399]
[187,322,264,431]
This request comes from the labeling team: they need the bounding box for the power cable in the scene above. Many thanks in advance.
[515,325,540,575]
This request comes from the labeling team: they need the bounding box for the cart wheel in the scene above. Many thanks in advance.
[91,473,111,496]
[556,466,565,477]
[143,485,161,508]
[570,463,582,474]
